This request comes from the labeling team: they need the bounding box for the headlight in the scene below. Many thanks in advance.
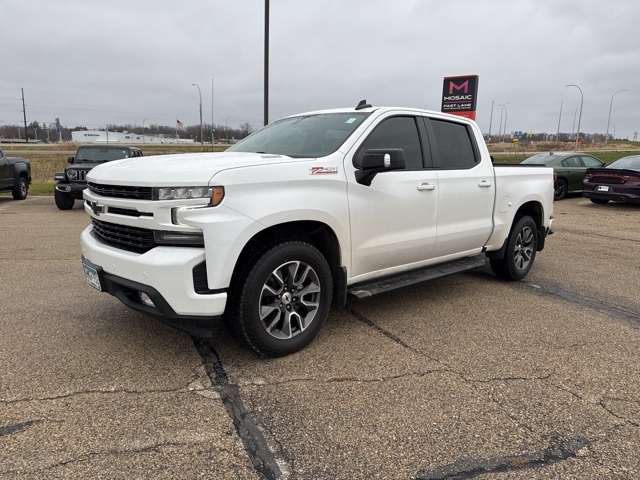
[154,186,224,206]
[67,169,77,180]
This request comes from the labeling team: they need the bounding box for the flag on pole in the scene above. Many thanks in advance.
[176,119,183,127]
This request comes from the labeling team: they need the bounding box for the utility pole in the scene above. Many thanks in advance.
[21,88,28,143]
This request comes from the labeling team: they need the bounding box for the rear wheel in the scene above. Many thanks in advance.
[54,189,75,210]
[490,215,538,281]
[589,198,609,204]
[554,178,568,200]
[12,177,28,200]
[225,241,333,357]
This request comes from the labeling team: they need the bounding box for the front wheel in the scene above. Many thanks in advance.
[54,189,75,210]
[226,241,333,357]
[490,215,538,281]
[12,177,28,200]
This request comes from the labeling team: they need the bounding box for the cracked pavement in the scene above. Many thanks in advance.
[1,195,638,479]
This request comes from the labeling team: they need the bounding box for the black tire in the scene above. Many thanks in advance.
[54,189,75,210]
[490,215,538,281]
[225,241,333,357]
[554,178,568,200]
[589,198,609,204]
[12,177,28,200]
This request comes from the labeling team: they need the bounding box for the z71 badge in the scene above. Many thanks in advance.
[309,166,338,175]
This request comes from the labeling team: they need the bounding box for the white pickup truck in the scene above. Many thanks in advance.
[80,103,554,356]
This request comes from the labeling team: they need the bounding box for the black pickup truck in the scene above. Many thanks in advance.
[54,144,142,209]
[0,147,31,200]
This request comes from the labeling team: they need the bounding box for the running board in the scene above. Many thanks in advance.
[347,255,486,299]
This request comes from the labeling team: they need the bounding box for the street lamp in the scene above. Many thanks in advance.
[609,123,616,140]
[605,89,626,144]
[211,78,215,149]
[488,99,494,138]
[565,84,583,150]
[142,118,149,144]
[556,94,563,142]
[192,83,203,147]
[498,103,508,142]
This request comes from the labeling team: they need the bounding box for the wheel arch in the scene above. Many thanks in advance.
[230,220,346,307]
[487,200,546,259]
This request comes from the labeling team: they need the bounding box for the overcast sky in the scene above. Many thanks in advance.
[2,0,638,139]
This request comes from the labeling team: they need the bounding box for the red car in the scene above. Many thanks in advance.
[583,155,640,204]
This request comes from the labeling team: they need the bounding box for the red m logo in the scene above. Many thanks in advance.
[449,80,469,94]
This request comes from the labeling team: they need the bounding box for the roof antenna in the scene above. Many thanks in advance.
[355,99,371,110]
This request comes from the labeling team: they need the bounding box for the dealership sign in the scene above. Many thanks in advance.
[441,75,479,120]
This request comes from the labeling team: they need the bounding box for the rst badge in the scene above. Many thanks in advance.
[309,166,338,175]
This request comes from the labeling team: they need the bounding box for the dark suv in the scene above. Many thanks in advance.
[54,145,142,210]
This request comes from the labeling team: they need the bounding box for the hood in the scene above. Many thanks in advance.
[87,151,300,186]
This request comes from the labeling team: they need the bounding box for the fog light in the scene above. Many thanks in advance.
[139,292,155,307]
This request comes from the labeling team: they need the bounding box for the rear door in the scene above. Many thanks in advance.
[559,155,585,192]
[424,117,495,258]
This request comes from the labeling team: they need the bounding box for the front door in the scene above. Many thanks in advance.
[346,115,438,281]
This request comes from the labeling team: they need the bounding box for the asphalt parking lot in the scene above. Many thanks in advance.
[1,195,638,479]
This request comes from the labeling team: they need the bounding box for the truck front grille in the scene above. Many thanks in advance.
[91,219,155,253]
[88,182,153,200]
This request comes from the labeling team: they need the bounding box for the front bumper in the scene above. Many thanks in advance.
[55,182,87,199]
[81,226,227,337]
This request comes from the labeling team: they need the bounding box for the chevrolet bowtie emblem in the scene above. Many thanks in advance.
[89,201,104,215]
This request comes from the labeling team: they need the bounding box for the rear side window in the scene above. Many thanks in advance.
[356,116,424,169]
[428,119,477,169]
[561,157,581,167]
[581,156,601,167]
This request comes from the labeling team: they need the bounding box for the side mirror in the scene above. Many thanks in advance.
[67,156,75,164]
[355,148,405,172]
[354,148,406,186]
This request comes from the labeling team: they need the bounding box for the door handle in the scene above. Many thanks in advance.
[478,180,492,188]
[417,183,436,191]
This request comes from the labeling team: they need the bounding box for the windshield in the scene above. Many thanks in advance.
[76,147,134,163]
[608,155,640,171]
[521,154,553,165]
[228,112,371,158]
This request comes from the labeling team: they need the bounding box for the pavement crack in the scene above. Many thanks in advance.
[466,373,554,384]
[522,281,640,328]
[346,305,415,352]
[0,420,39,438]
[413,437,590,479]
[193,337,284,480]
[0,386,189,405]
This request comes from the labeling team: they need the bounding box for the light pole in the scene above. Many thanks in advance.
[605,89,625,144]
[565,84,583,151]
[488,99,494,138]
[264,0,269,126]
[609,123,616,141]
[571,106,578,141]
[192,83,203,147]
[498,103,508,142]
[556,94,563,142]
[142,118,149,144]
[211,78,215,147]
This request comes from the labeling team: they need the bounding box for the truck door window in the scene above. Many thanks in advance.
[429,119,477,169]
[356,116,423,169]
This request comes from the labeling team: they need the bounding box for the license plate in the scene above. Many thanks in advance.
[83,262,102,291]
[597,185,610,192]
